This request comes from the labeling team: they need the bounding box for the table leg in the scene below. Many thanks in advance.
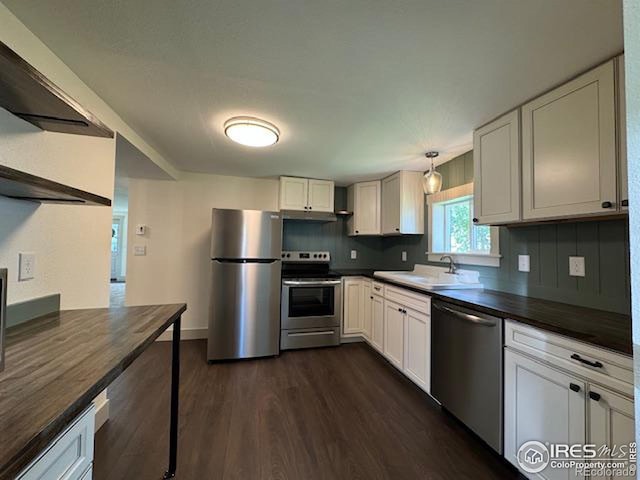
[163,316,181,479]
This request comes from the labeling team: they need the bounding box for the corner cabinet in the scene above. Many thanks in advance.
[279,177,334,212]
[522,60,617,220]
[381,171,424,235]
[473,110,521,225]
[347,181,381,235]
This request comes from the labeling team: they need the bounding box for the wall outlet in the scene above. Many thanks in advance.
[518,255,530,273]
[350,250,357,260]
[135,225,146,236]
[402,251,407,262]
[134,245,147,256]
[569,256,585,277]
[18,252,36,281]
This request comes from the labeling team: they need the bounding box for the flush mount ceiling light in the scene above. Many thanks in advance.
[224,116,280,147]
[423,151,443,195]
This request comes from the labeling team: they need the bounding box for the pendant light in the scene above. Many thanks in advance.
[423,151,442,194]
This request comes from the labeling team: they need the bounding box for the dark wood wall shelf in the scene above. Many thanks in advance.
[0,41,113,138]
[0,165,111,206]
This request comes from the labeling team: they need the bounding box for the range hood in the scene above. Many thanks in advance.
[281,210,337,222]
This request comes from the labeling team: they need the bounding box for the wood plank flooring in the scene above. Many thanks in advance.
[94,341,520,480]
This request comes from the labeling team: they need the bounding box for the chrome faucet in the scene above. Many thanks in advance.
[440,255,458,274]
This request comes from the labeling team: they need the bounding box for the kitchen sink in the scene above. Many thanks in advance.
[373,264,482,290]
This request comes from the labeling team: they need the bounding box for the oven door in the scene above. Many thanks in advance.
[281,279,341,330]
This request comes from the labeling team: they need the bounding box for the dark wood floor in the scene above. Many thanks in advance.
[94,341,519,479]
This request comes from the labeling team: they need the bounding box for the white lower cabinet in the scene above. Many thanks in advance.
[370,294,384,352]
[588,386,635,480]
[403,308,430,392]
[342,278,431,393]
[505,349,586,480]
[342,277,362,336]
[361,280,372,339]
[504,320,635,480]
[383,300,405,369]
[17,406,95,480]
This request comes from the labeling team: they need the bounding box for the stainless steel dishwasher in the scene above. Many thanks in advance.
[431,300,503,454]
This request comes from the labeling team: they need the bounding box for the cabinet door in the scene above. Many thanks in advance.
[343,278,362,335]
[522,60,617,220]
[382,173,401,234]
[383,300,404,369]
[588,385,635,480]
[371,295,384,352]
[617,55,628,211]
[279,177,308,211]
[354,181,381,235]
[308,179,335,212]
[403,308,430,392]
[473,109,521,224]
[361,280,372,339]
[504,349,586,479]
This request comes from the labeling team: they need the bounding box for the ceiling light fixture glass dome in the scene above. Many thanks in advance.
[422,151,442,195]
[224,116,280,147]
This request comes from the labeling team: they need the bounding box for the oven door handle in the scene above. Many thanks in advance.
[282,280,341,286]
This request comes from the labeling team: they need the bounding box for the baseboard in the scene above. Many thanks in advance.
[340,335,365,344]
[93,396,110,432]
[156,327,208,341]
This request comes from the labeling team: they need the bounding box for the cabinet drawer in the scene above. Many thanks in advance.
[17,405,95,480]
[281,327,340,350]
[505,320,633,395]
[384,285,430,314]
[371,281,384,296]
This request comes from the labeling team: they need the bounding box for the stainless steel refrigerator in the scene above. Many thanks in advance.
[207,208,282,361]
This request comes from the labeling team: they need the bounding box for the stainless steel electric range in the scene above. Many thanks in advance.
[280,251,341,350]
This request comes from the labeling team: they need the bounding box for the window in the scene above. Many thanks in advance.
[427,183,500,267]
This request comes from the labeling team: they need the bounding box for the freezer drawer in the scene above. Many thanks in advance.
[280,327,340,350]
[208,259,281,360]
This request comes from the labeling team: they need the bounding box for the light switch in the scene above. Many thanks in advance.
[518,255,530,273]
[350,250,357,260]
[134,245,147,256]
[569,256,585,277]
[136,225,146,236]
[402,251,407,262]
[18,252,36,281]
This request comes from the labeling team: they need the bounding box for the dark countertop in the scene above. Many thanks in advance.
[0,303,187,480]
[333,269,631,356]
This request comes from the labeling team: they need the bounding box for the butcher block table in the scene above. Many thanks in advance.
[0,303,187,480]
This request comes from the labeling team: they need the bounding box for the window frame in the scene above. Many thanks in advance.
[426,183,501,268]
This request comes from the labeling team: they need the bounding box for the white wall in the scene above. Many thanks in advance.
[623,0,640,443]
[112,209,128,280]
[0,108,114,308]
[125,173,279,332]
[0,3,178,180]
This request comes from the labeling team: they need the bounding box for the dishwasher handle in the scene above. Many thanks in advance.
[433,302,497,327]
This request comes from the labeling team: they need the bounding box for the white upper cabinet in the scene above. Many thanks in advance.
[279,177,334,212]
[522,60,617,220]
[347,181,381,235]
[308,179,335,212]
[617,55,628,211]
[381,171,424,235]
[473,110,521,225]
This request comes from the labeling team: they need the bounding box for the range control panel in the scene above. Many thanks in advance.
[281,251,330,263]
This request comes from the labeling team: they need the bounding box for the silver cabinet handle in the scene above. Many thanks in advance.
[288,331,335,337]
[433,303,497,327]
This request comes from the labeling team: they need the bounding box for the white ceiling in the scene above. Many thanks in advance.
[4,0,623,184]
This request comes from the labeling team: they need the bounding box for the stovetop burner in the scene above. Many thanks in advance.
[281,251,338,279]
